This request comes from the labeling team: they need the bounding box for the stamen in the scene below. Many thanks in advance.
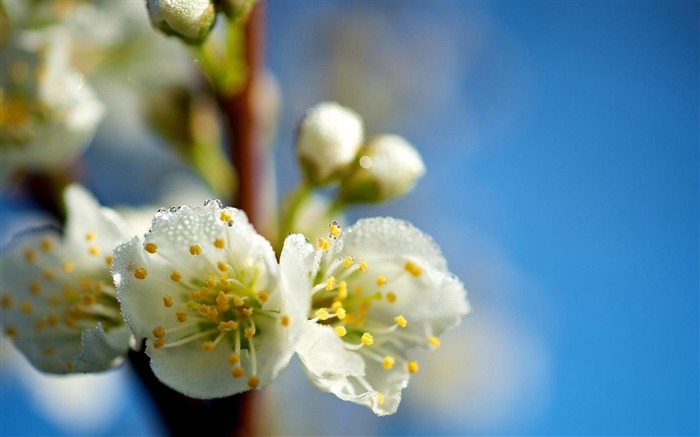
[214,238,226,249]
[382,355,395,369]
[43,269,56,280]
[217,261,229,272]
[88,246,101,256]
[404,261,422,277]
[233,296,245,307]
[152,326,166,339]
[329,222,342,237]
[231,366,244,378]
[281,315,290,326]
[220,211,232,222]
[242,308,253,316]
[189,244,202,255]
[408,360,419,373]
[386,292,397,303]
[24,249,36,262]
[29,281,41,295]
[104,255,114,266]
[40,238,53,251]
[144,242,158,254]
[257,290,269,303]
[216,291,230,311]
[20,301,32,314]
[163,295,174,307]
[325,276,336,291]
[176,309,187,322]
[334,326,347,337]
[63,261,74,273]
[228,352,240,364]
[359,260,368,271]
[170,271,182,281]
[394,315,407,328]
[85,231,96,241]
[337,281,348,300]
[315,308,329,320]
[318,237,331,251]
[1,294,12,308]
[376,276,388,286]
[134,267,148,279]
[377,392,385,404]
[247,375,260,388]
[202,341,215,350]
[244,326,255,339]
[336,307,347,320]
[361,332,374,345]
[427,336,441,348]
[342,256,354,267]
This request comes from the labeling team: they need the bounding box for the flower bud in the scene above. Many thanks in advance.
[339,135,425,203]
[296,102,364,185]
[147,0,216,45]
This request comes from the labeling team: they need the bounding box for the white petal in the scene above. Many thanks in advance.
[339,217,447,272]
[297,323,365,389]
[279,233,315,313]
[73,324,130,372]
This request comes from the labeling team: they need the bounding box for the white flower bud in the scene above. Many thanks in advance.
[147,0,216,45]
[296,102,364,185]
[339,135,425,203]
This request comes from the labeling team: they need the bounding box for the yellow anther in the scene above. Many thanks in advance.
[247,375,260,388]
[104,255,113,266]
[83,293,96,305]
[134,267,148,279]
[20,301,32,314]
[40,238,53,251]
[245,327,254,339]
[63,261,74,273]
[216,291,230,311]
[427,336,441,347]
[331,301,343,311]
[201,287,210,298]
[170,271,182,281]
[88,246,101,256]
[43,269,56,280]
[233,296,245,307]
[336,307,347,320]
[228,352,240,364]
[377,392,385,404]
[34,320,45,331]
[257,290,269,303]
[206,275,217,287]
[342,256,354,267]
[408,360,419,373]
[376,275,388,286]
[163,295,174,307]
[242,308,253,317]
[317,237,331,250]
[214,238,226,249]
[1,294,11,308]
[202,341,215,351]
[24,249,36,262]
[46,313,58,325]
[394,315,407,328]
[29,281,41,295]
[334,326,347,337]
[359,260,368,271]
[386,292,397,303]
[329,222,342,237]
[152,326,166,339]
[382,355,396,369]
[281,315,290,326]
[315,308,329,320]
[404,261,423,277]
[5,326,17,337]
[154,338,165,348]
[338,280,348,296]
[220,211,232,222]
[189,244,202,255]
[85,231,96,241]
[176,309,187,322]
[217,261,228,272]
[42,347,55,356]
[355,286,364,296]
[144,242,157,254]
[325,276,336,291]
[232,366,244,378]
[361,332,374,345]
[218,320,238,331]
[65,315,77,327]
[191,290,202,300]
[66,361,74,370]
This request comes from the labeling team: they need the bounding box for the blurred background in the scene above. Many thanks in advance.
[1,1,697,435]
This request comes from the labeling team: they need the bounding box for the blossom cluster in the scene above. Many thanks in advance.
[2,184,469,415]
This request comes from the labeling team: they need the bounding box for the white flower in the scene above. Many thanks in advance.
[113,200,302,398]
[280,218,470,415]
[296,102,364,185]
[146,0,217,45]
[0,29,104,183]
[0,185,133,373]
[339,135,425,203]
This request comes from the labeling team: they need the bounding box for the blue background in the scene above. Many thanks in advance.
[1,1,697,435]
